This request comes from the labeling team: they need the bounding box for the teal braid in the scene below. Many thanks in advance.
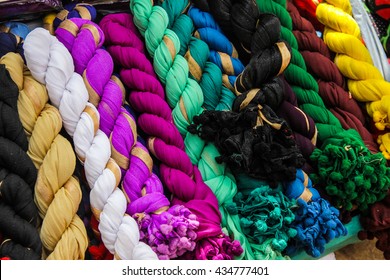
[158,0,236,111]
[129,0,247,258]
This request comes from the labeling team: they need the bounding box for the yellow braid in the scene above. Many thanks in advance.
[317,0,390,159]
[0,53,88,259]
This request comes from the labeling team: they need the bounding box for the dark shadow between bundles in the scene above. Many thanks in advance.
[188,42,305,185]
[0,64,41,259]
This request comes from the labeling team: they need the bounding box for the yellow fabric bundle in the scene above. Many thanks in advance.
[317,0,390,158]
[0,52,88,259]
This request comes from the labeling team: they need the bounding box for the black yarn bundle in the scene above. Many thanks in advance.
[0,64,41,259]
[189,40,304,184]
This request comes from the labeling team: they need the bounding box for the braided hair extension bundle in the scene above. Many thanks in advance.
[187,6,317,173]
[287,0,379,154]
[0,62,41,259]
[103,9,243,259]
[23,28,158,260]
[316,0,390,152]
[54,17,199,260]
[1,31,89,259]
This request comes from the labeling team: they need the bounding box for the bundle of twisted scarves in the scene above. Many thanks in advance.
[186,2,345,258]
[1,30,89,259]
[53,16,199,260]
[191,0,389,255]
[189,0,318,173]
[288,0,379,154]
[248,0,390,216]
[126,0,296,259]
[307,0,390,260]
[183,9,305,184]
[168,0,347,258]
[23,27,158,260]
[187,5,318,174]
[101,10,243,259]
[316,0,390,157]
[0,61,41,259]
[155,0,300,257]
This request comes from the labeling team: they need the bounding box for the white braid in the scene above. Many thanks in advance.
[24,28,158,260]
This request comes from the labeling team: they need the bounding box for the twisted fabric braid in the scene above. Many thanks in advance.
[1,32,89,258]
[128,1,244,259]
[23,28,157,260]
[187,6,244,91]
[0,61,41,259]
[316,0,390,158]
[55,17,199,260]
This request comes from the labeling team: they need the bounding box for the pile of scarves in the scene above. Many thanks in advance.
[0,0,390,260]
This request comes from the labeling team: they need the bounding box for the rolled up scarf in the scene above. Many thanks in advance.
[316,0,390,157]
[359,190,390,259]
[0,64,41,259]
[102,11,243,259]
[23,28,157,260]
[287,0,379,154]
[1,34,89,259]
[284,169,347,257]
[55,17,199,260]
[187,5,317,173]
